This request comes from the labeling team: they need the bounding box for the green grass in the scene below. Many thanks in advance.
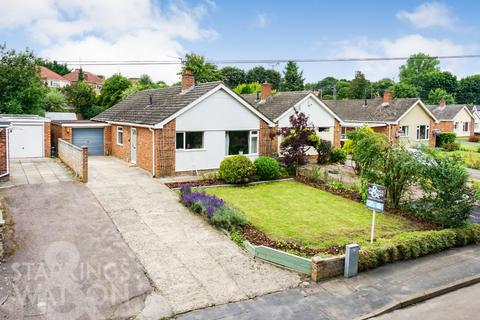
[206,180,424,250]
[437,149,480,169]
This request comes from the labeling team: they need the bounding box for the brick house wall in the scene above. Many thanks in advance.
[429,119,436,147]
[51,123,72,152]
[471,118,475,139]
[0,129,8,180]
[155,120,176,177]
[259,119,274,156]
[433,120,454,133]
[104,126,112,155]
[44,122,51,157]
[333,119,341,147]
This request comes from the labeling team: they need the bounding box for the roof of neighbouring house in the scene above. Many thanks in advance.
[427,104,473,121]
[322,98,431,123]
[39,66,68,81]
[242,91,310,121]
[45,112,77,121]
[64,69,104,85]
[93,82,225,126]
[473,105,480,113]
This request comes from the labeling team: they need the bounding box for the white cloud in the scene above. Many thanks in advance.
[251,13,269,29]
[0,0,218,83]
[327,34,469,81]
[397,2,456,29]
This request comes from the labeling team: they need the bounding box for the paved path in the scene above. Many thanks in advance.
[0,181,152,319]
[0,158,73,187]
[87,157,300,318]
[374,283,480,320]
[178,245,480,320]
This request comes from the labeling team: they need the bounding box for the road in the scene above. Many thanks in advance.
[373,283,480,320]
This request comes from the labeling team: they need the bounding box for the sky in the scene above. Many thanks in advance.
[1,0,480,84]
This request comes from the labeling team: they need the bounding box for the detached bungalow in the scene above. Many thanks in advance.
[92,71,275,176]
[322,91,438,147]
[470,105,480,135]
[242,83,343,153]
[427,101,474,138]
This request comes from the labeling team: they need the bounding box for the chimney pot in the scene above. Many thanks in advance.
[261,83,272,101]
[383,90,392,103]
[439,99,446,108]
[181,69,195,91]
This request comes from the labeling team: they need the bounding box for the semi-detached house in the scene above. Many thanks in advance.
[92,71,275,177]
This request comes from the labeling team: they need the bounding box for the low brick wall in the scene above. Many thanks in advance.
[311,255,345,281]
[58,138,88,182]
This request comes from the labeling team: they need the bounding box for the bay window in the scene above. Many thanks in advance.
[176,132,204,150]
[225,130,258,155]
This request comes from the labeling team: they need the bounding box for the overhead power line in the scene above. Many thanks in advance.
[56,54,480,66]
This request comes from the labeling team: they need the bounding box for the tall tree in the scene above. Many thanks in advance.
[99,74,131,108]
[348,71,370,99]
[138,74,155,87]
[44,88,67,111]
[456,75,480,104]
[220,66,245,88]
[399,53,440,84]
[246,66,281,89]
[417,71,457,100]
[392,82,418,98]
[78,68,85,81]
[371,78,395,97]
[0,44,47,115]
[37,58,71,75]
[427,88,455,104]
[280,61,304,91]
[65,81,100,118]
[335,80,351,99]
[181,53,221,83]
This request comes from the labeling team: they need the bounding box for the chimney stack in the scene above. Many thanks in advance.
[261,83,272,101]
[383,90,392,103]
[439,99,446,108]
[181,69,195,91]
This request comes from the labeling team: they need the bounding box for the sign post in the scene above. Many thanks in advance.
[366,184,385,243]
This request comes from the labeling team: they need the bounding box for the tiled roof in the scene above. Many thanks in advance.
[427,104,472,121]
[64,70,104,85]
[92,82,223,126]
[322,98,421,123]
[242,91,310,121]
[39,66,68,81]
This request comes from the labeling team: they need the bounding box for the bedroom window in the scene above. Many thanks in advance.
[117,126,123,145]
[225,130,258,155]
[176,132,204,150]
[416,125,429,140]
[463,122,470,132]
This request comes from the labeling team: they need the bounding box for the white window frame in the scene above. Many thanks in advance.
[454,122,459,130]
[416,125,429,141]
[176,131,204,150]
[116,126,123,145]
[225,130,259,156]
[463,122,469,132]
[249,130,258,155]
[400,125,409,137]
[318,127,330,133]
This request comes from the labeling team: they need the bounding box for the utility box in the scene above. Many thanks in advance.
[344,243,359,278]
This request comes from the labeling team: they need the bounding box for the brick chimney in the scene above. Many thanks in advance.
[439,99,446,108]
[383,90,393,103]
[261,83,272,101]
[181,69,195,91]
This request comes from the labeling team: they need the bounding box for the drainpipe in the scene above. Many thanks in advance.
[149,128,155,177]
[0,128,9,178]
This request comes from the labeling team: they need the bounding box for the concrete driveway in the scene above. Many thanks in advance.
[0,158,73,187]
[0,181,152,319]
[87,157,300,317]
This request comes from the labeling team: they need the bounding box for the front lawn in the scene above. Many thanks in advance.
[206,180,425,250]
[438,149,480,169]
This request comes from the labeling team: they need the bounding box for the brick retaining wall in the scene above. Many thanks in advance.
[58,138,88,182]
[311,255,345,281]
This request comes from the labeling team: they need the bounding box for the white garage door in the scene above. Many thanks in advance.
[9,124,44,158]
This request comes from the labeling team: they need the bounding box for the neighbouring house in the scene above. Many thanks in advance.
[51,120,111,156]
[471,105,480,134]
[242,83,343,153]
[39,66,70,88]
[1,115,51,158]
[427,101,474,138]
[322,91,438,147]
[91,70,275,176]
[0,118,11,180]
[64,69,104,93]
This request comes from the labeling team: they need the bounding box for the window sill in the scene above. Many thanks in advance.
[225,153,259,157]
[176,148,206,152]
[117,143,123,146]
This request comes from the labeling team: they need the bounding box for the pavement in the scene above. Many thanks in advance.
[0,158,74,187]
[177,245,480,320]
[373,282,480,320]
[0,181,152,319]
[86,157,300,318]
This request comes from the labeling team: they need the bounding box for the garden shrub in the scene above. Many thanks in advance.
[442,142,459,151]
[254,156,281,180]
[359,225,480,270]
[219,155,256,184]
[330,147,347,164]
[436,132,456,148]
[210,206,246,230]
[315,139,331,164]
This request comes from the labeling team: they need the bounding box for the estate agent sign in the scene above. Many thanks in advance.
[366,184,385,243]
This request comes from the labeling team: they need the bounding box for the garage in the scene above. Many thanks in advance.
[72,128,104,155]
[3,115,50,158]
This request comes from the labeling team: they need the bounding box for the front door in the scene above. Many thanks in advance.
[131,128,137,164]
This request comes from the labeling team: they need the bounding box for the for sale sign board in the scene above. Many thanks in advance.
[366,184,385,213]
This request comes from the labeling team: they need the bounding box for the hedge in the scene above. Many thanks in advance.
[359,224,480,270]
[436,132,456,148]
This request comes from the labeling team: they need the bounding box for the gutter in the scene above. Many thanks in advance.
[106,121,154,129]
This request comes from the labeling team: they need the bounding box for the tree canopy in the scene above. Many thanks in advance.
[37,58,71,76]
[64,81,101,119]
[349,71,370,99]
[99,74,131,108]
[220,66,246,88]
[280,61,304,91]
[399,53,440,84]
[181,53,222,83]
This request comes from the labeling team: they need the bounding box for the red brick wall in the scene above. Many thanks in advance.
[110,124,153,174]
[259,120,274,156]
[433,121,454,133]
[44,122,51,157]
[155,120,176,177]
[333,119,341,147]
[104,126,112,155]
[51,123,72,151]
[0,129,8,179]
[429,119,436,147]
[471,118,475,139]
